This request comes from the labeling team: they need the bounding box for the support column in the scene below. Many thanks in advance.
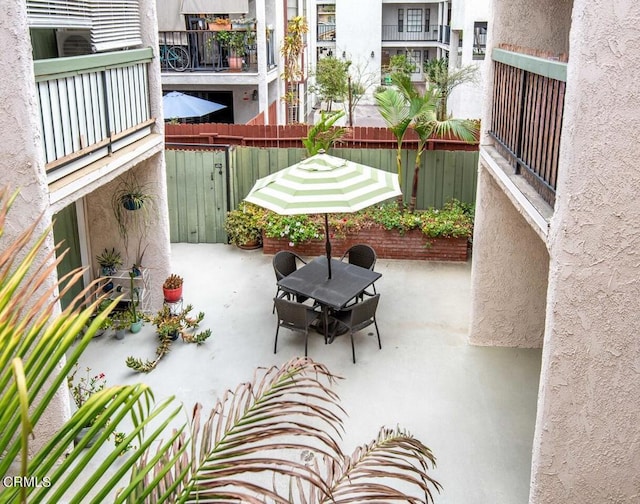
[469,164,549,348]
[530,0,640,501]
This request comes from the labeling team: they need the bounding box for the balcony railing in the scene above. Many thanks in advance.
[488,48,567,206]
[317,23,336,42]
[381,24,449,43]
[158,29,276,73]
[34,48,154,180]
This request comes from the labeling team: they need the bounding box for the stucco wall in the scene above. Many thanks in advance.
[1,0,70,455]
[491,0,572,57]
[85,155,171,311]
[529,0,640,501]
[469,165,549,348]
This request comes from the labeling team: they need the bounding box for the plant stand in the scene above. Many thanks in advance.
[164,298,183,316]
[96,267,150,313]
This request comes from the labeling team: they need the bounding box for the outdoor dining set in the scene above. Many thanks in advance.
[243,150,403,363]
[272,245,382,363]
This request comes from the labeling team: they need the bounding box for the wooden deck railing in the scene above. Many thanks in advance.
[489,46,567,206]
[34,48,154,181]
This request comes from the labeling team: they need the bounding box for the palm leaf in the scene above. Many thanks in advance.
[374,88,412,140]
[301,427,442,504]
[0,188,186,503]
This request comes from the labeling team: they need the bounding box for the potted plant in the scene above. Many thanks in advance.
[218,30,247,70]
[208,17,231,31]
[129,272,143,333]
[96,247,123,276]
[110,173,154,252]
[163,274,183,302]
[126,304,211,372]
[67,364,108,447]
[132,241,147,277]
[112,310,132,340]
[231,16,256,30]
[224,202,264,248]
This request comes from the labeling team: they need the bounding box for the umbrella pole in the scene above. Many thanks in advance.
[325,213,332,279]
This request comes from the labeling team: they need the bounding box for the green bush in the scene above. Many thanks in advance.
[226,199,474,244]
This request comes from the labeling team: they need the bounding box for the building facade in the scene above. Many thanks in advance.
[156,0,282,124]
[5,0,172,444]
[470,0,640,501]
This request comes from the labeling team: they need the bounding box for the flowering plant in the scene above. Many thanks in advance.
[68,365,106,425]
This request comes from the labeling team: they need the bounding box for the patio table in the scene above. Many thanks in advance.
[277,256,381,343]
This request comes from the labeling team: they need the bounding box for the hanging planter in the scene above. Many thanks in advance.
[122,194,145,211]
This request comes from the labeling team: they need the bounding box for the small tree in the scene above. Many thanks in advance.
[281,16,309,123]
[303,110,348,155]
[423,57,478,120]
[311,56,350,112]
[385,53,416,81]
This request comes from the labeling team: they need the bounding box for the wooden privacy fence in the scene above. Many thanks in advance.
[165,122,479,151]
[164,145,478,243]
[229,146,479,211]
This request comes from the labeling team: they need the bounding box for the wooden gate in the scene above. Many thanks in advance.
[165,148,229,243]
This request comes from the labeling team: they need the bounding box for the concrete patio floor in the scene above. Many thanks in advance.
[76,243,542,503]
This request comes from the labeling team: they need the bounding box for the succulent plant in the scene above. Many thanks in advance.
[163,274,183,290]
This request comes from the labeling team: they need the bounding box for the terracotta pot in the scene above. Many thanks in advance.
[228,56,243,71]
[163,286,183,303]
[210,22,231,31]
[237,240,262,250]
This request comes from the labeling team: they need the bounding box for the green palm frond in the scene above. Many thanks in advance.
[0,188,185,504]
[374,88,412,140]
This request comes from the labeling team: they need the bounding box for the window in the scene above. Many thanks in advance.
[407,9,422,32]
[406,50,420,73]
[424,9,430,32]
[473,21,487,60]
[397,9,404,32]
[317,4,336,41]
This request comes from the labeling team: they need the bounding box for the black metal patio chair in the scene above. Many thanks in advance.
[272,250,309,313]
[273,297,321,357]
[330,293,381,363]
[340,244,378,299]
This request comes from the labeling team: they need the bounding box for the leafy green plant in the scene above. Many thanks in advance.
[311,56,351,111]
[224,201,265,246]
[111,173,154,254]
[1,187,441,503]
[263,213,322,244]
[303,110,348,155]
[258,199,474,243]
[96,247,123,274]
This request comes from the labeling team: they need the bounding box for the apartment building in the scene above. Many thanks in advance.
[156,0,281,124]
[448,0,489,119]
[470,0,640,501]
[5,0,171,443]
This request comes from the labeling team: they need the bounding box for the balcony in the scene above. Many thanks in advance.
[158,29,276,73]
[34,48,155,183]
[382,24,450,44]
[317,23,336,42]
[488,48,567,207]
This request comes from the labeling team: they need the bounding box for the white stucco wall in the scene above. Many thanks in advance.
[1,0,70,455]
[448,0,490,119]
[336,0,383,83]
[529,0,640,501]
[469,165,549,348]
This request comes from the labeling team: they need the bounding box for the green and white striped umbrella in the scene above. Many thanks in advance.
[246,152,401,278]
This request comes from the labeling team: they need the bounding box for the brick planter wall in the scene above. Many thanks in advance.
[262,227,469,261]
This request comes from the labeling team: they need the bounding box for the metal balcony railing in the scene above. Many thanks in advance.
[317,23,336,42]
[158,29,276,73]
[34,48,154,179]
[488,48,567,206]
[381,24,450,43]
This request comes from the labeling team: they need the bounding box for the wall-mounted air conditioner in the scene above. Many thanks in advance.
[56,29,93,57]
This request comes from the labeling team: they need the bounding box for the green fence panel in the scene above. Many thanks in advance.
[166,145,478,243]
[166,149,228,243]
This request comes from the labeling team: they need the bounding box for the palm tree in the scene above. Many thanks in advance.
[423,57,478,121]
[374,77,433,206]
[0,187,442,503]
[392,74,479,211]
